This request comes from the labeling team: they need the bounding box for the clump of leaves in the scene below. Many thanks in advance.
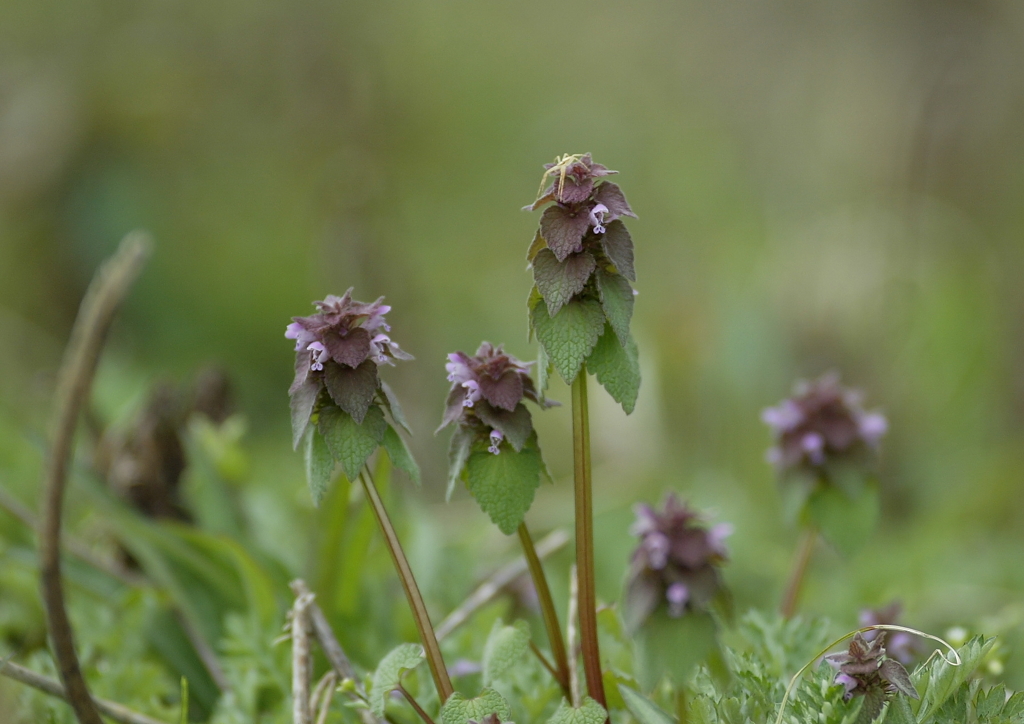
[525,153,640,412]
[285,289,418,503]
[825,631,919,723]
[439,342,552,534]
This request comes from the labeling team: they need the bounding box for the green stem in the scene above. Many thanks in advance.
[518,523,571,697]
[571,369,607,711]
[359,468,453,703]
[675,688,689,724]
[398,684,437,724]
[780,526,817,619]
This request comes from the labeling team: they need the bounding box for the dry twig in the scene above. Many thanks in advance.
[39,234,151,724]
[0,658,167,724]
[435,529,569,641]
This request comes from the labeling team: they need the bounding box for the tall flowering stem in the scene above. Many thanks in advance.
[359,467,453,702]
[518,523,571,697]
[779,526,816,619]
[571,370,606,710]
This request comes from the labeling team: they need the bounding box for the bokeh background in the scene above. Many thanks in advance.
[3,0,1024,719]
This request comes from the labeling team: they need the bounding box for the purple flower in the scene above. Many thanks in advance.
[439,342,548,434]
[488,429,504,455]
[825,632,919,704]
[858,602,922,665]
[588,203,609,234]
[762,372,887,473]
[623,494,730,631]
[285,290,411,374]
[286,290,412,440]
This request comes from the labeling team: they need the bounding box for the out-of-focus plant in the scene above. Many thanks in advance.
[762,372,887,617]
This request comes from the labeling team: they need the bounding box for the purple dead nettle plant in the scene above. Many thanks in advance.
[438,342,572,696]
[764,372,889,619]
[825,632,919,723]
[623,494,732,633]
[285,291,454,704]
[526,153,642,713]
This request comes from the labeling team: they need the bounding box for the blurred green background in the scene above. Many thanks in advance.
[2,0,1024,720]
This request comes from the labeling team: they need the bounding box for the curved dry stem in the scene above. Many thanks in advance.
[0,658,167,724]
[773,625,961,724]
[39,234,151,724]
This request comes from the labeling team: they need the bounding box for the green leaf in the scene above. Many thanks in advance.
[547,697,608,724]
[595,268,634,346]
[482,619,531,685]
[447,425,475,501]
[318,404,387,482]
[380,380,412,434]
[536,343,553,401]
[633,611,719,690]
[290,376,322,449]
[304,426,335,506]
[323,359,379,424]
[527,228,547,262]
[884,695,915,724]
[533,248,597,317]
[532,297,605,384]
[915,637,994,722]
[587,325,641,414]
[806,482,879,557]
[440,689,513,724]
[465,440,542,534]
[382,424,420,485]
[369,643,425,717]
[616,685,676,724]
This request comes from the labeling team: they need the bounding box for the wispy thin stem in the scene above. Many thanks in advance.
[518,523,570,697]
[780,526,817,619]
[39,234,151,724]
[570,370,606,711]
[0,658,167,724]
[358,467,453,702]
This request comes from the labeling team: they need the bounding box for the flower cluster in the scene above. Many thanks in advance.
[438,342,547,455]
[286,290,411,446]
[826,632,918,704]
[623,494,731,631]
[523,154,641,408]
[762,372,887,474]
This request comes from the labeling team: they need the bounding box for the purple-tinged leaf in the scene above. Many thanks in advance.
[532,248,597,317]
[594,182,637,219]
[290,348,311,394]
[322,327,371,368]
[540,205,590,262]
[478,370,525,412]
[557,176,594,204]
[290,376,323,450]
[474,402,533,452]
[601,220,636,282]
[446,425,475,501]
[324,359,379,424]
[437,386,467,433]
[879,659,919,700]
